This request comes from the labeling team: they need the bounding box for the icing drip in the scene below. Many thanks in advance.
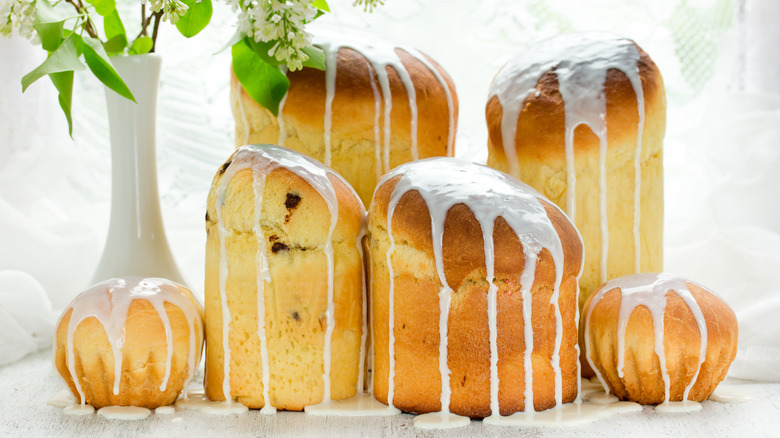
[215,179,234,401]
[367,62,383,180]
[379,158,567,419]
[367,232,376,394]
[519,249,537,411]
[630,68,645,273]
[384,197,398,408]
[237,85,250,146]
[489,32,645,282]
[252,167,275,415]
[277,92,288,147]
[55,277,202,405]
[407,49,456,158]
[309,23,455,178]
[323,42,338,167]
[584,273,709,403]
[216,144,362,409]
[97,406,152,420]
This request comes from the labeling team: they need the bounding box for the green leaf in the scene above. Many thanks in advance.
[103,9,127,54]
[104,34,127,55]
[82,36,135,102]
[129,36,153,55]
[85,0,115,16]
[312,0,329,19]
[33,0,71,52]
[232,38,289,116]
[247,38,284,66]
[175,0,212,38]
[49,71,74,137]
[21,35,85,92]
[301,45,325,70]
[312,0,329,12]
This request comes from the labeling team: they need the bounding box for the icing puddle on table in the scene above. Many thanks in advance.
[46,378,752,427]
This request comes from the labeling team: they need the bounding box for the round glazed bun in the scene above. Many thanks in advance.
[204,144,365,411]
[368,158,583,417]
[485,33,666,306]
[582,273,738,404]
[231,24,458,207]
[53,277,204,409]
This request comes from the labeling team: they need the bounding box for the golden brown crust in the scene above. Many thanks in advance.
[54,286,203,409]
[232,46,458,206]
[204,150,365,410]
[486,41,666,306]
[583,283,738,404]
[368,171,583,417]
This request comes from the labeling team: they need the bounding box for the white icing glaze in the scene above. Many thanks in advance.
[237,85,250,146]
[175,393,249,415]
[215,144,364,410]
[378,157,570,418]
[414,411,471,429]
[277,92,288,147]
[251,166,276,415]
[154,406,176,415]
[97,406,152,420]
[484,397,642,427]
[367,60,383,181]
[489,32,645,282]
[304,393,399,416]
[366,227,376,395]
[586,392,620,405]
[47,390,77,409]
[584,273,710,404]
[709,386,751,403]
[63,404,95,416]
[54,277,202,405]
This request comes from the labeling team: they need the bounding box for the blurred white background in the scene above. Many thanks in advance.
[1,0,779,379]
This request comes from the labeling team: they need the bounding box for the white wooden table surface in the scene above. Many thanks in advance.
[2,349,778,437]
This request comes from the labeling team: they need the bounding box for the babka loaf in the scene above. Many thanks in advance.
[232,25,458,206]
[53,277,204,409]
[582,273,738,405]
[486,32,666,305]
[367,158,583,418]
[204,144,366,411]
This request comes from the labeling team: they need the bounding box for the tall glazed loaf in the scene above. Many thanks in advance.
[368,158,584,418]
[232,25,458,206]
[204,144,366,411]
[486,33,666,304]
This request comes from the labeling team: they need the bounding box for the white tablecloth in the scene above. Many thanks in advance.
[2,350,779,437]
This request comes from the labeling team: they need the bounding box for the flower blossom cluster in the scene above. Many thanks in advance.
[0,0,36,41]
[228,0,317,71]
[149,0,189,25]
[353,0,383,13]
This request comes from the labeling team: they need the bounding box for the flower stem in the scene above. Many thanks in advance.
[141,3,147,37]
[150,11,163,53]
[66,0,98,39]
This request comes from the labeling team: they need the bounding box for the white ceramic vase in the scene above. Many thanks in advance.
[91,54,184,285]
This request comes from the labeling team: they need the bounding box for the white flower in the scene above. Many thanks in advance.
[229,0,317,71]
[1,0,37,41]
[150,0,189,24]
[353,0,383,13]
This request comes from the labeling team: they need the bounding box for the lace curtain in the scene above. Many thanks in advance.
[1,0,778,378]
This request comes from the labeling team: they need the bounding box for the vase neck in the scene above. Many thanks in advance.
[93,54,183,285]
